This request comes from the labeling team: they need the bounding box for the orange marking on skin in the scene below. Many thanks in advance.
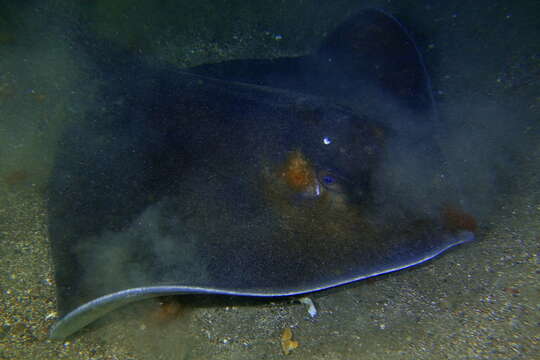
[280,150,317,192]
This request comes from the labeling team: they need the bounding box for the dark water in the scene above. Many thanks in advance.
[0,1,538,359]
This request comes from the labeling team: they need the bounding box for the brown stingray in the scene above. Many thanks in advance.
[48,9,474,339]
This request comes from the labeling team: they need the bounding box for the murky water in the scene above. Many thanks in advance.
[1,1,538,359]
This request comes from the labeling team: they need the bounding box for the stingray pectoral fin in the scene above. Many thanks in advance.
[186,9,434,115]
[50,230,474,340]
[48,288,171,339]
[49,286,231,339]
[314,9,435,113]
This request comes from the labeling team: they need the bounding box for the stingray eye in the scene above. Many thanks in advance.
[322,175,335,185]
[317,169,344,192]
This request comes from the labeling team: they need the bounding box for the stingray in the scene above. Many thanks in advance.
[48,9,475,339]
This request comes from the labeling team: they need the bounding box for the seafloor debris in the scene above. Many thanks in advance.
[298,297,317,318]
[147,296,187,324]
[280,327,300,355]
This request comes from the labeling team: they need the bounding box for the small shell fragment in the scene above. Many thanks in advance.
[280,327,300,355]
[45,311,58,321]
[298,297,317,317]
